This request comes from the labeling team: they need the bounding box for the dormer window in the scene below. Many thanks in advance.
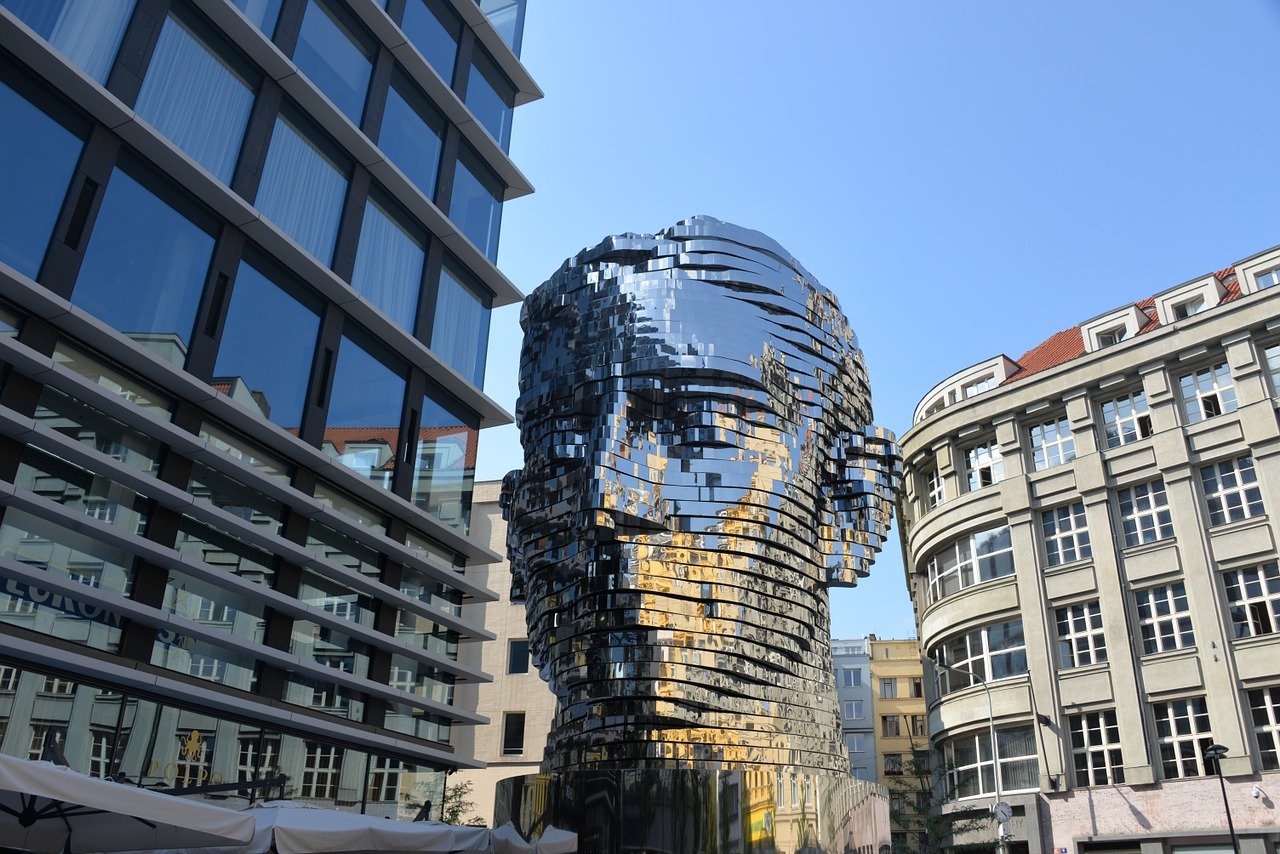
[1171,296,1205,320]
[1081,305,1146,353]
[963,375,996,398]
[1096,326,1127,348]
[1258,267,1280,290]
[1154,276,1224,326]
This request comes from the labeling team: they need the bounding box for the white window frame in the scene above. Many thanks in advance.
[1223,561,1280,639]
[40,675,75,695]
[0,665,17,692]
[846,733,866,754]
[89,728,116,779]
[844,699,864,720]
[1055,600,1107,668]
[1100,390,1152,448]
[932,619,1027,696]
[1201,456,1265,526]
[1069,710,1125,787]
[841,667,862,688]
[237,735,280,783]
[300,743,342,799]
[927,525,1015,602]
[926,467,945,509]
[28,723,66,761]
[1134,582,1194,655]
[366,755,404,802]
[1265,343,1280,397]
[1041,501,1091,566]
[944,725,1038,799]
[1029,417,1076,471]
[1248,686,1280,771]
[1179,362,1237,424]
[1117,479,1174,547]
[964,440,1004,491]
[1152,697,1214,779]
[188,654,224,682]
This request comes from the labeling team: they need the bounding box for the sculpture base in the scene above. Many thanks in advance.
[494,768,890,854]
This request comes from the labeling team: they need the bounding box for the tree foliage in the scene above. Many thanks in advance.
[885,744,995,854]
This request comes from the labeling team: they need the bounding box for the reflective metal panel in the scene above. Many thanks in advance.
[503,216,902,781]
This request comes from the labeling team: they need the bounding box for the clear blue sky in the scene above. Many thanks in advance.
[477,1,1280,640]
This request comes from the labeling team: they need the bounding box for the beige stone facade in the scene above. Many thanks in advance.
[450,480,556,824]
[897,249,1280,853]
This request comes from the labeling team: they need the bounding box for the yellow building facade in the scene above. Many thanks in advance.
[870,638,927,851]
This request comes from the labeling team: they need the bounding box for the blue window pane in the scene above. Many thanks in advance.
[465,49,514,151]
[294,0,373,126]
[449,144,503,262]
[72,168,215,366]
[351,197,424,333]
[1,0,135,83]
[0,76,82,278]
[479,0,525,57]
[401,0,459,86]
[325,335,406,490]
[378,76,444,200]
[432,260,490,387]
[213,259,320,429]
[256,113,348,264]
[411,390,477,533]
[134,14,255,183]
[228,0,282,37]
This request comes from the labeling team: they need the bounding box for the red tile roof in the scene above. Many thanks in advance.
[1002,268,1240,384]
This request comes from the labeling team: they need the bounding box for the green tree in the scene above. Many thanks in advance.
[403,778,487,826]
[885,744,995,854]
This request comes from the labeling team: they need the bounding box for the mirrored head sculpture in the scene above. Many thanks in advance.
[502,216,901,780]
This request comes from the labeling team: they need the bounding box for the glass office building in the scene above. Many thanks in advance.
[0,0,537,819]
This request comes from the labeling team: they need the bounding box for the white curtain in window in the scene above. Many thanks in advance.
[134,16,254,183]
[47,0,135,83]
[256,116,347,264]
[432,266,487,384]
[350,200,423,332]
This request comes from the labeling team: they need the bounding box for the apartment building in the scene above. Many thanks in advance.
[898,249,1280,852]
[833,636,878,781]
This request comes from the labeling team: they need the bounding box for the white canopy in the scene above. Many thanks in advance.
[490,822,578,854]
[0,754,255,853]
[120,801,492,854]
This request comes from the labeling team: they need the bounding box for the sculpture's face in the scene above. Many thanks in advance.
[501,220,899,773]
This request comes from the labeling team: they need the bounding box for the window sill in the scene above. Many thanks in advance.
[1120,535,1177,558]
[1043,557,1094,576]
[1207,514,1270,536]
[1058,660,1109,677]
[1138,646,1197,663]
[1230,632,1280,650]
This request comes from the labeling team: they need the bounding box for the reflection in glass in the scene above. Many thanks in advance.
[0,76,83,278]
[350,197,424,333]
[400,0,459,86]
[448,144,503,261]
[323,334,405,489]
[478,0,526,57]
[256,113,348,265]
[213,259,321,429]
[72,167,215,366]
[52,341,173,416]
[228,0,282,38]
[465,48,515,150]
[411,390,477,533]
[431,260,490,386]
[1,0,135,83]
[378,76,444,201]
[293,0,373,126]
[134,13,255,183]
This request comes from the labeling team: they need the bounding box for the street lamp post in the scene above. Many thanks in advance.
[1203,743,1241,854]
[936,660,1006,854]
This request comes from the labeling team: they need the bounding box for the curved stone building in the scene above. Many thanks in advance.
[498,216,900,851]
[898,249,1280,853]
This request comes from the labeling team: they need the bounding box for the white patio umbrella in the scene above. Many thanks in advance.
[0,754,255,854]
[123,801,492,854]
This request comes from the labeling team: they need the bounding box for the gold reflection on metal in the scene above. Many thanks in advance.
[503,217,901,781]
